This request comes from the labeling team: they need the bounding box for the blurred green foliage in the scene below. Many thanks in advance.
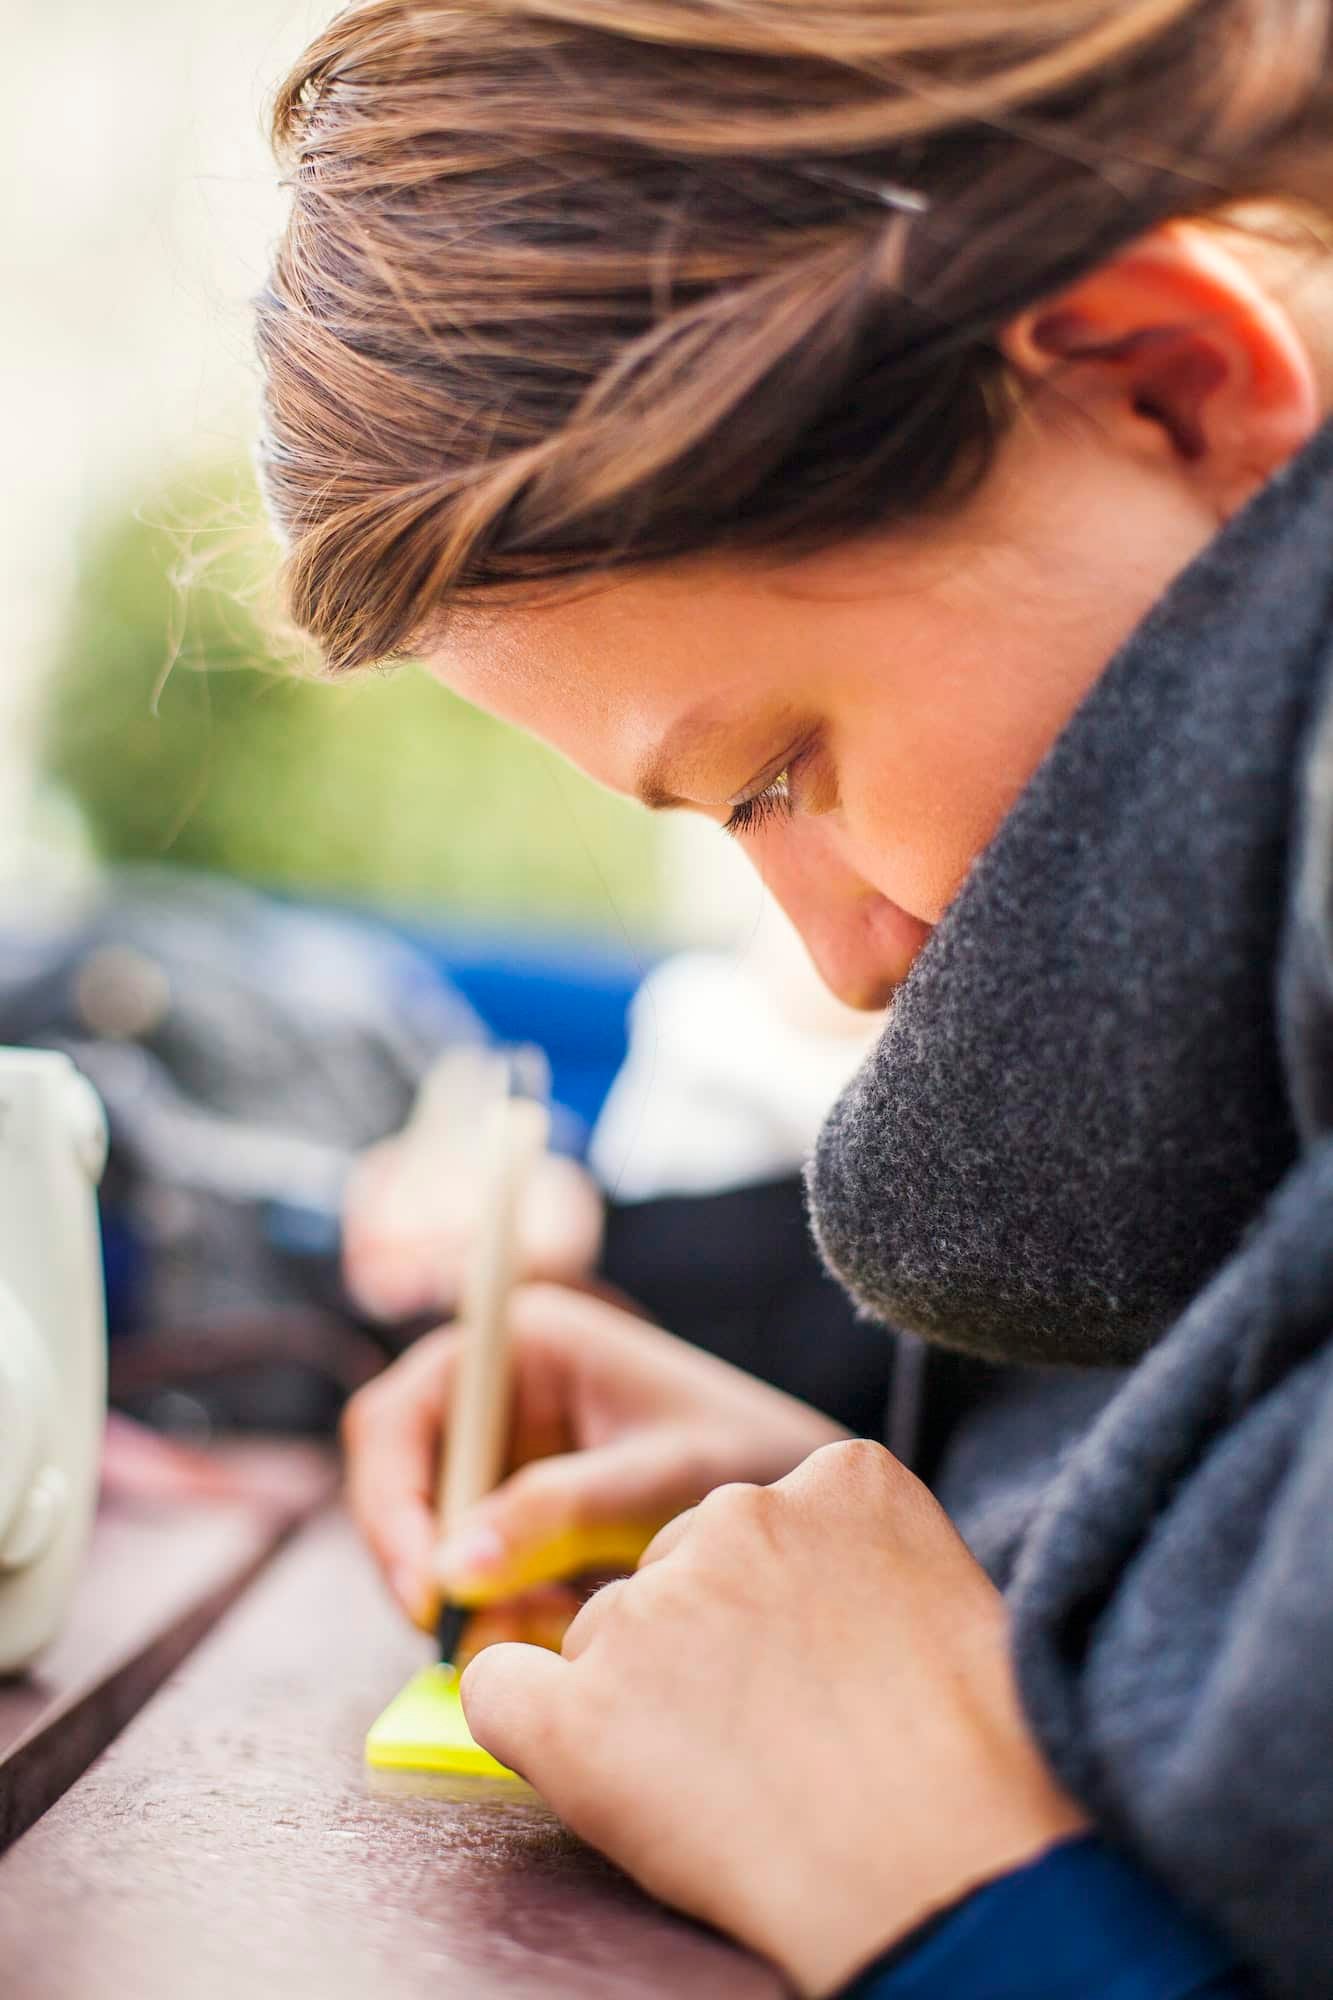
[42,464,663,933]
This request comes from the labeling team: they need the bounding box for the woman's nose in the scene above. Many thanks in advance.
[755,837,931,1011]
[799,915,902,1012]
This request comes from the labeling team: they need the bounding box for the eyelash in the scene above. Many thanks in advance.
[724,766,795,839]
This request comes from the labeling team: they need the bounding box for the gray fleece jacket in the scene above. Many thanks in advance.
[809,419,1333,1999]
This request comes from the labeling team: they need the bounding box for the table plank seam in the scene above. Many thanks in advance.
[0,1496,336,1856]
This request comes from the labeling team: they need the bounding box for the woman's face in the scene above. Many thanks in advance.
[425,404,1230,1008]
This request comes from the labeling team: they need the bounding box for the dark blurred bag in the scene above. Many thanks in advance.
[0,866,483,1434]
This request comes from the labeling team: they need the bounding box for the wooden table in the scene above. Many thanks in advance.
[0,1445,787,1999]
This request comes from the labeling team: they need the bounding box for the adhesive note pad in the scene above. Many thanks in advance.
[365,1664,519,1778]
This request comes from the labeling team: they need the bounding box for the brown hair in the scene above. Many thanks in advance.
[256,0,1332,673]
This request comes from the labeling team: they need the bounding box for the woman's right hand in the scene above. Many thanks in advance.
[343,1282,849,1637]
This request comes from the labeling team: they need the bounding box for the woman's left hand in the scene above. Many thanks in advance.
[462,1438,1088,1998]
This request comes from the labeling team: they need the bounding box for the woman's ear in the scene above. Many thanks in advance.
[1001,222,1321,520]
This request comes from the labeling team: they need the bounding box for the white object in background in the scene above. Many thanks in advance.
[589,926,883,1203]
[0,1050,108,1674]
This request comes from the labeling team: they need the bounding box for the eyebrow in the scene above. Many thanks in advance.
[634,767,690,812]
[631,707,724,811]
[631,703,800,813]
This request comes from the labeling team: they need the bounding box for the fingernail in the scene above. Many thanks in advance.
[435,1524,506,1588]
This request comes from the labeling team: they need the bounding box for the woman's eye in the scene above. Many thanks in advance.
[724,767,793,839]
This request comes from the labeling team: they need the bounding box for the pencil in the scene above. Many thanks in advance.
[433,1058,550,1665]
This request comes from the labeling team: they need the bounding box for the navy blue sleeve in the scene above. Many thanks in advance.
[836,1836,1256,2000]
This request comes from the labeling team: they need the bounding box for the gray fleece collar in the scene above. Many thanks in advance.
[809,421,1333,1366]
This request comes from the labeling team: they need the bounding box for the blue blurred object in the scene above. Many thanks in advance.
[387,919,651,1144]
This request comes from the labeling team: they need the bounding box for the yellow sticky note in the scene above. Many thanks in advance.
[364,1664,518,1778]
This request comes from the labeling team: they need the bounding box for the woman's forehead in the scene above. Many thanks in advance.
[424,566,770,705]
[421,574,809,803]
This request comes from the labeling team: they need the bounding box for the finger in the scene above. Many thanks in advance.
[770,1434,907,1512]
[341,1148,430,1319]
[559,1575,634,1662]
[435,1433,689,1604]
[517,1157,605,1284]
[343,1327,460,1626]
[345,1244,449,1324]
[636,1505,697,1570]
[637,1477,764,1570]
[457,1584,583,1664]
[460,1641,571,1791]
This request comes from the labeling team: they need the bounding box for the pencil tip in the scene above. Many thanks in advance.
[435,1599,468,1666]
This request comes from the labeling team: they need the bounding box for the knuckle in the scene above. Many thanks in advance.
[562,1575,628,1655]
[811,1435,901,1491]
[828,1436,887,1470]
[695,1479,766,1531]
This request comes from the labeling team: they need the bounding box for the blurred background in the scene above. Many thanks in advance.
[10,0,664,934]
[5,0,890,1457]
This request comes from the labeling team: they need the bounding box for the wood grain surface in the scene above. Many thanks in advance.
[0,1508,789,2000]
[0,1442,334,1854]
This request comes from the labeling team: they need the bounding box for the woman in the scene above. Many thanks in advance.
[255,3,1333,1994]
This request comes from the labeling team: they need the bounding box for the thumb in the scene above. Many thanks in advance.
[436,1432,699,1604]
[460,1640,569,1790]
